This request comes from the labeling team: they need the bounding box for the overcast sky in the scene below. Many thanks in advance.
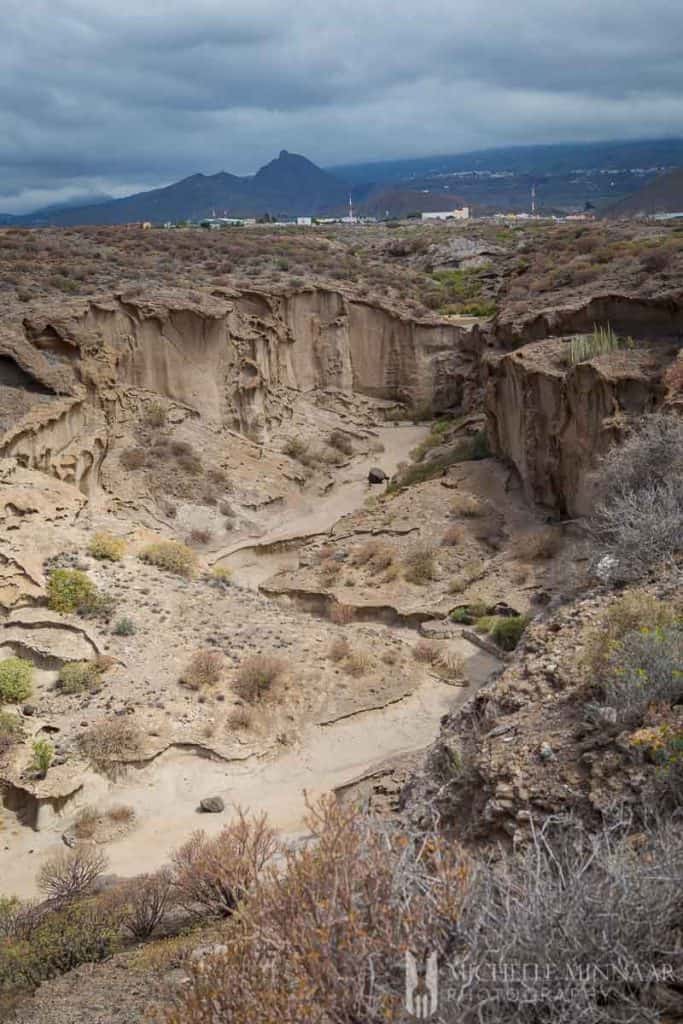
[2,0,682,212]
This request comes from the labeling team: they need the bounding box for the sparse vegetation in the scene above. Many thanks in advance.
[402,543,436,584]
[328,636,351,662]
[0,711,23,756]
[46,568,96,614]
[412,638,440,663]
[234,655,284,702]
[342,647,373,677]
[88,532,126,561]
[144,401,167,428]
[170,809,278,918]
[471,613,529,651]
[37,846,108,903]
[79,718,144,772]
[0,658,33,704]
[510,526,561,561]
[140,540,197,577]
[113,616,136,636]
[450,492,485,517]
[327,429,353,455]
[568,323,632,364]
[590,414,683,579]
[440,524,462,546]
[180,650,224,690]
[57,659,106,694]
[448,559,484,593]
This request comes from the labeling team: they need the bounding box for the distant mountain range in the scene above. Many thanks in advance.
[2,152,352,227]
[2,138,683,226]
[604,167,683,217]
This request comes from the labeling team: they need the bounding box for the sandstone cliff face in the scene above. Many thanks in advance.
[484,337,678,515]
[0,287,483,471]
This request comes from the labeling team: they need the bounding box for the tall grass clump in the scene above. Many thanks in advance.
[568,324,631,365]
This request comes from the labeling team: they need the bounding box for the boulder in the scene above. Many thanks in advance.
[368,467,388,484]
[200,796,225,814]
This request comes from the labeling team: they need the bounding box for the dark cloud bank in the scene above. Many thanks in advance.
[2,0,683,211]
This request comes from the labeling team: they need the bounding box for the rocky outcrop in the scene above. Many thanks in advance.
[0,288,485,498]
[484,336,680,515]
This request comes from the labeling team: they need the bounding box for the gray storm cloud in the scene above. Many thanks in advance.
[1,0,682,211]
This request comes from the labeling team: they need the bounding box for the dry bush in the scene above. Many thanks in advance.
[510,527,561,561]
[435,648,466,680]
[170,809,279,918]
[600,626,683,726]
[329,602,355,625]
[107,804,136,825]
[187,528,212,546]
[37,846,108,903]
[328,636,351,662]
[71,806,100,839]
[139,540,197,577]
[450,492,485,517]
[120,447,146,470]
[590,413,683,580]
[282,436,308,460]
[0,710,23,756]
[448,559,484,594]
[343,647,373,677]
[79,718,144,772]
[352,539,395,570]
[327,429,354,455]
[228,706,253,731]
[402,543,436,585]
[120,868,174,940]
[413,638,440,664]
[162,798,469,1024]
[180,650,224,690]
[144,401,167,428]
[440,524,462,547]
[234,655,284,703]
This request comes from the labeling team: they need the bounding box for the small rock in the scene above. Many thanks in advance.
[200,796,225,813]
[368,467,388,484]
[22,705,36,717]
[539,741,554,762]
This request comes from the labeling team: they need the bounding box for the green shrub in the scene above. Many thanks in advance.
[489,615,529,651]
[449,607,472,624]
[0,658,33,703]
[88,532,125,561]
[0,896,122,990]
[113,616,136,636]
[471,614,529,651]
[388,431,490,491]
[57,661,103,695]
[601,626,683,726]
[47,569,96,614]
[31,739,53,776]
[139,541,197,578]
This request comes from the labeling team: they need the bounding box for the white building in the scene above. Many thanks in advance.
[421,207,469,221]
[297,216,313,226]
